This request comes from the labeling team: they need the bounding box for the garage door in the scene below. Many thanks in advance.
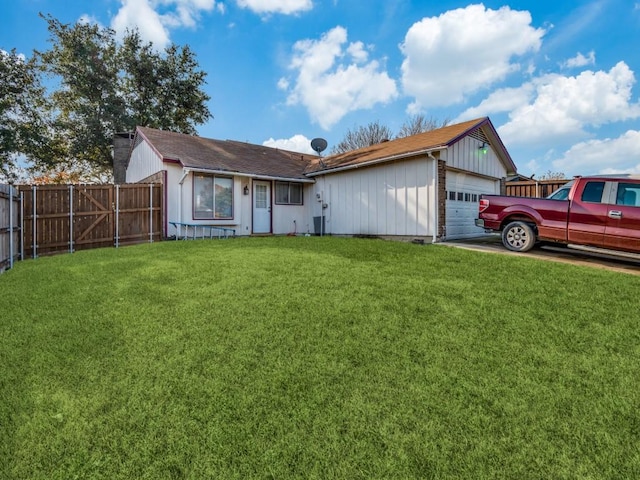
[446,171,500,239]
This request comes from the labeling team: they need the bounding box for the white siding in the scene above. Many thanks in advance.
[272,181,307,235]
[126,140,164,183]
[316,156,436,237]
[445,136,507,178]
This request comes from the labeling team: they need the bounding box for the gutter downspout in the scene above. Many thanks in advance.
[428,152,439,243]
[178,169,190,238]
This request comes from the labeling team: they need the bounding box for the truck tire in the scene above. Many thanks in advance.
[502,221,536,252]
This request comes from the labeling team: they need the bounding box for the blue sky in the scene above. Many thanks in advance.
[2,0,640,177]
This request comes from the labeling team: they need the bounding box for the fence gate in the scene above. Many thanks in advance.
[0,184,20,272]
[20,184,163,258]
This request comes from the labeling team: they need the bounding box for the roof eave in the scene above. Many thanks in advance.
[181,166,315,183]
[305,147,446,177]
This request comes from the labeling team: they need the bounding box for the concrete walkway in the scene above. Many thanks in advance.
[442,234,640,275]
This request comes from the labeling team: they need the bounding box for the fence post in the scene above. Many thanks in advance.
[20,190,24,261]
[69,185,74,253]
[32,185,37,259]
[149,184,153,243]
[8,184,14,269]
[115,185,119,248]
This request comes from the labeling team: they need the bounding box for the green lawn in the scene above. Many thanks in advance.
[1,237,639,479]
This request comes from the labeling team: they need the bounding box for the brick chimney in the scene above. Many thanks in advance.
[113,132,134,184]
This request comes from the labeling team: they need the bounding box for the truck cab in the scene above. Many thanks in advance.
[477,175,640,255]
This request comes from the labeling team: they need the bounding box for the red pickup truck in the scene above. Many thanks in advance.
[476,175,640,255]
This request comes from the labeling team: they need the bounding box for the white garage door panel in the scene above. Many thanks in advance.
[446,172,499,239]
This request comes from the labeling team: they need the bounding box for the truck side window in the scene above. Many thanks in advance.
[616,183,640,206]
[581,181,605,203]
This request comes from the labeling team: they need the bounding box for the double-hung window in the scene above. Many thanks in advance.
[193,174,233,219]
[275,182,303,205]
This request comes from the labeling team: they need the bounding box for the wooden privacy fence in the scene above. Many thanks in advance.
[505,180,567,198]
[0,184,21,272]
[18,183,163,258]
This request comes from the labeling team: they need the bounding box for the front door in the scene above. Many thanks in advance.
[253,181,271,233]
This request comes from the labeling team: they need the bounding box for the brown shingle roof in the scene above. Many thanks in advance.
[134,117,516,181]
[305,117,516,175]
[136,126,317,181]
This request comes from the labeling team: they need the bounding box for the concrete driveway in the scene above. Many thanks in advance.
[443,235,640,275]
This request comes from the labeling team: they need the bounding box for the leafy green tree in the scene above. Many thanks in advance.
[119,31,210,134]
[35,14,212,176]
[36,15,123,175]
[0,49,51,181]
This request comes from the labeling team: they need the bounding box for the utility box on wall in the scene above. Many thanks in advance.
[313,216,325,235]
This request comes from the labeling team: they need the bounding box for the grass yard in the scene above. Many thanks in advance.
[1,236,639,479]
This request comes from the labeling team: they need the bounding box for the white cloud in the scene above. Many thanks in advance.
[346,41,368,63]
[563,51,595,68]
[400,4,545,111]
[167,0,220,27]
[456,84,536,121]
[110,0,219,49]
[277,77,289,90]
[112,0,169,48]
[78,14,103,27]
[282,26,398,130]
[263,134,316,154]
[497,62,640,145]
[236,0,312,15]
[552,130,640,175]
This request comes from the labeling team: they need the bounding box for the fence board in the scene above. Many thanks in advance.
[0,184,21,272]
[505,180,567,198]
[19,184,163,258]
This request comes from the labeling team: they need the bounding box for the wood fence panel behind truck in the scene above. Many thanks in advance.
[505,180,567,198]
[0,184,20,272]
[20,184,163,258]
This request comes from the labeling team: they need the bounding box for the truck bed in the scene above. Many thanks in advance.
[477,195,570,242]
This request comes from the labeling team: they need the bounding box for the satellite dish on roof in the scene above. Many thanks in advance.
[311,138,328,156]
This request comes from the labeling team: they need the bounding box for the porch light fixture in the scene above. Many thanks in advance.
[243,185,249,195]
[478,142,488,155]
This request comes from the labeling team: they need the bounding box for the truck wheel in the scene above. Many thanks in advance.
[502,221,536,252]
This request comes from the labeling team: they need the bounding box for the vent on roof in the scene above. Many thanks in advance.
[468,128,489,144]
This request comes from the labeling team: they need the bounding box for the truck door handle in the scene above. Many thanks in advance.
[608,210,622,219]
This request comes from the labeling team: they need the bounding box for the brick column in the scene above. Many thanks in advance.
[437,160,446,239]
[113,132,134,184]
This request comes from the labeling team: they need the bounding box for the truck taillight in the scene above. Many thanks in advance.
[479,199,489,213]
